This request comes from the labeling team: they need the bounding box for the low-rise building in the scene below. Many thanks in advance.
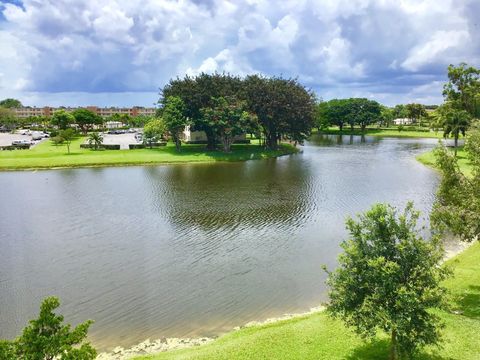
[13,106,157,119]
[182,125,247,143]
[393,118,413,125]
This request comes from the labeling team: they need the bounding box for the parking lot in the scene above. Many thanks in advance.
[100,132,142,149]
[0,133,46,147]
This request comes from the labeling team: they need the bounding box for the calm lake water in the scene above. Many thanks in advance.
[0,135,440,350]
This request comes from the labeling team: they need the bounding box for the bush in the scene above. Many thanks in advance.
[129,143,145,149]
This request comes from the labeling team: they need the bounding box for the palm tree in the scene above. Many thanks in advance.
[87,132,103,150]
[441,106,470,156]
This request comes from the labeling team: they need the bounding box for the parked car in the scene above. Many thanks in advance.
[12,139,32,145]
[18,129,31,135]
[31,132,49,140]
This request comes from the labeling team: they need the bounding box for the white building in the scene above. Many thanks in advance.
[393,118,413,125]
[182,125,247,143]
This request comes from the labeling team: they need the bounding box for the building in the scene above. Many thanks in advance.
[182,125,247,143]
[13,106,157,119]
[393,118,413,125]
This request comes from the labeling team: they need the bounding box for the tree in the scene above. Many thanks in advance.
[87,132,103,150]
[244,75,315,149]
[0,296,96,360]
[58,128,76,154]
[162,96,188,151]
[143,118,166,148]
[201,96,258,152]
[438,104,470,155]
[380,106,395,127]
[349,98,382,131]
[51,110,74,130]
[161,73,243,150]
[443,63,480,118]
[0,98,22,108]
[325,203,448,360]
[406,103,427,125]
[392,104,408,119]
[431,133,480,241]
[72,108,103,134]
[0,107,17,130]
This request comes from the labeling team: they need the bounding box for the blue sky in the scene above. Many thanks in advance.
[0,0,479,107]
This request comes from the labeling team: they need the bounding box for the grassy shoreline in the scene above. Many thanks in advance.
[132,243,480,360]
[317,126,444,139]
[416,147,473,177]
[0,138,298,171]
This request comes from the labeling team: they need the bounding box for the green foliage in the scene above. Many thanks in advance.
[405,103,427,124]
[58,128,76,154]
[0,107,17,130]
[392,104,408,119]
[160,73,315,150]
[72,108,103,134]
[143,118,167,148]
[0,296,96,360]
[87,132,103,150]
[244,75,315,148]
[438,103,471,154]
[51,110,75,130]
[201,96,258,152]
[325,203,449,360]
[431,131,480,241]
[315,98,381,132]
[443,63,480,118]
[162,96,188,150]
[0,98,22,108]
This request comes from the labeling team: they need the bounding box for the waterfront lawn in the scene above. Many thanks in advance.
[138,243,480,360]
[416,148,473,177]
[0,137,297,170]
[319,126,444,139]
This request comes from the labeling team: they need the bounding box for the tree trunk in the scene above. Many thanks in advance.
[205,128,216,150]
[454,133,458,156]
[266,132,278,150]
[361,123,366,132]
[174,134,181,151]
[389,330,398,360]
[339,123,343,132]
[222,135,232,153]
[350,123,354,131]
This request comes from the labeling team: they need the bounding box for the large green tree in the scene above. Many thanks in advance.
[244,75,315,148]
[325,203,448,360]
[349,98,382,131]
[0,296,96,359]
[162,96,189,151]
[161,73,242,149]
[51,110,75,130]
[58,128,76,154]
[72,108,103,134]
[406,103,427,125]
[0,98,22,108]
[201,96,258,152]
[443,63,480,118]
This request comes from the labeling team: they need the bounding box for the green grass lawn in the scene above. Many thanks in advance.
[416,148,473,177]
[0,137,297,171]
[136,243,480,360]
[318,126,444,139]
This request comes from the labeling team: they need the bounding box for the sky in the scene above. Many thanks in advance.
[0,0,479,108]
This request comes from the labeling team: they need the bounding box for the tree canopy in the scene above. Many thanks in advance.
[0,296,96,360]
[51,110,75,130]
[443,63,480,118]
[0,107,17,130]
[72,108,103,134]
[143,118,166,148]
[160,73,315,149]
[325,203,449,360]
[201,96,258,152]
[162,96,188,151]
[0,98,22,108]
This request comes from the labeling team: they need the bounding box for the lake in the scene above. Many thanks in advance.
[0,134,441,351]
